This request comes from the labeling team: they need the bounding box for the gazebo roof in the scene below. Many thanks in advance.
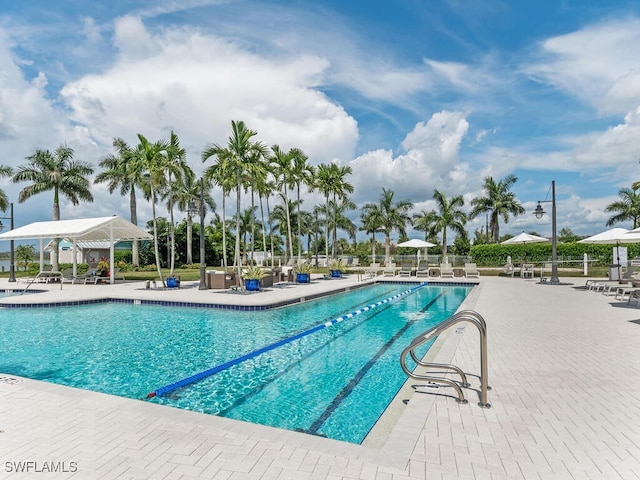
[0,216,152,242]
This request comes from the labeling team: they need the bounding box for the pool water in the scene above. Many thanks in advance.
[0,283,470,443]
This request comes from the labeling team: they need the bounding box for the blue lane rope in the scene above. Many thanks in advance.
[146,282,427,398]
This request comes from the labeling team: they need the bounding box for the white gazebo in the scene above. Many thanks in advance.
[0,216,152,284]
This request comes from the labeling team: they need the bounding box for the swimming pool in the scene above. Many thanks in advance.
[0,283,471,443]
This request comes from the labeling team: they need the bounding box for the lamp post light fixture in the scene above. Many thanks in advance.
[0,202,16,282]
[533,180,559,285]
[189,178,207,290]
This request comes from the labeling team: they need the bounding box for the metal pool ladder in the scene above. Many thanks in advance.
[400,309,491,408]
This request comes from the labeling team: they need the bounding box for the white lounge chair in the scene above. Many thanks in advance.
[415,261,429,278]
[397,262,413,277]
[464,263,480,278]
[440,263,454,279]
[382,263,396,277]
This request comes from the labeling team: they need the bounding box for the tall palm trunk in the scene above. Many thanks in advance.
[235,174,242,285]
[168,197,176,276]
[266,195,274,265]
[297,184,302,258]
[384,232,391,265]
[371,232,376,261]
[283,187,294,261]
[250,191,256,264]
[259,194,268,266]
[51,188,60,271]
[331,192,337,259]
[186,214,193,264]
[130,187,139,267]
[324,196,330,261]
[222,190,228,271]
[151,188,164,286]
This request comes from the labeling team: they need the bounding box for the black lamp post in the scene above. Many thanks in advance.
[533,180,559,284]
[0,202,16,282]
[189,178,207,290]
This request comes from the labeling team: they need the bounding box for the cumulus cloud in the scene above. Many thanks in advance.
[61,17,358,166]
[349,111,470,203]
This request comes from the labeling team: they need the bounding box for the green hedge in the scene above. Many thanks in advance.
[470,242,640,266]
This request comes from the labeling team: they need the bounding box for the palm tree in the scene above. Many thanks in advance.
[271,198,300,261]
[605,186,640,229]
[255,177,276,266]
[165,169,215,265]
[315,163,354,259]
[228,206,262,262]
[204,121,267,281]
[202,147,234,271]
[328,198,356,251]
[95,137,146,266]
[131,134,172,285]
[0,165,13,212]
[161,131,189,275]
[431,189,467,254]
[469,174,525,242]
[270,145,295,262]
[360,202,384,261]
[364,188,413,265]
[289,148,315,257]
[413,209,439,242]
[12,144,94,270]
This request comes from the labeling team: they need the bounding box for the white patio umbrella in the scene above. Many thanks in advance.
[578,227,640,272]
[500,232,550,245]
[397,239,437,263]
[501,232,549,263]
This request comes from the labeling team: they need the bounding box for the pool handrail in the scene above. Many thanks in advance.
[400,309,490,408]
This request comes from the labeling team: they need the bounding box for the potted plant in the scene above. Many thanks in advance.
[295,262,312,283]
[243,265,265,291]
[96,258,109,277]
[328,259,344,278]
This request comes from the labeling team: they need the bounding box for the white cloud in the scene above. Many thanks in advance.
[61,18,358,166]
[527,18,640,115]
[349,111,470,203]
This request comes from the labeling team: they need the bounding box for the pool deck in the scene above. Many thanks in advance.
[1,274,640,479]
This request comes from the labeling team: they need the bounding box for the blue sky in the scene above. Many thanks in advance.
[1,0,640,242]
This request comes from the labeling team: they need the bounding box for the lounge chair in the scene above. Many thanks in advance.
[382,262,396,277]
[415,261,429,278]
[362,262,380,279]
[397,262,413,277]
[35,269,62,283]
[440,263,454,279]
[61,268,79,284]
[464,263,480,278]
[618,265,640,284]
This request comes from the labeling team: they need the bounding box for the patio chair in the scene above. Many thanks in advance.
[464,263,480,278]
[503,261,515,277]
[363,262,380,279]
[520,264,535,279]
[397,262,413,277]
[382,262,397,276]
[61,268,78,284]
[440,263,454,278]
[415,261,429,278]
